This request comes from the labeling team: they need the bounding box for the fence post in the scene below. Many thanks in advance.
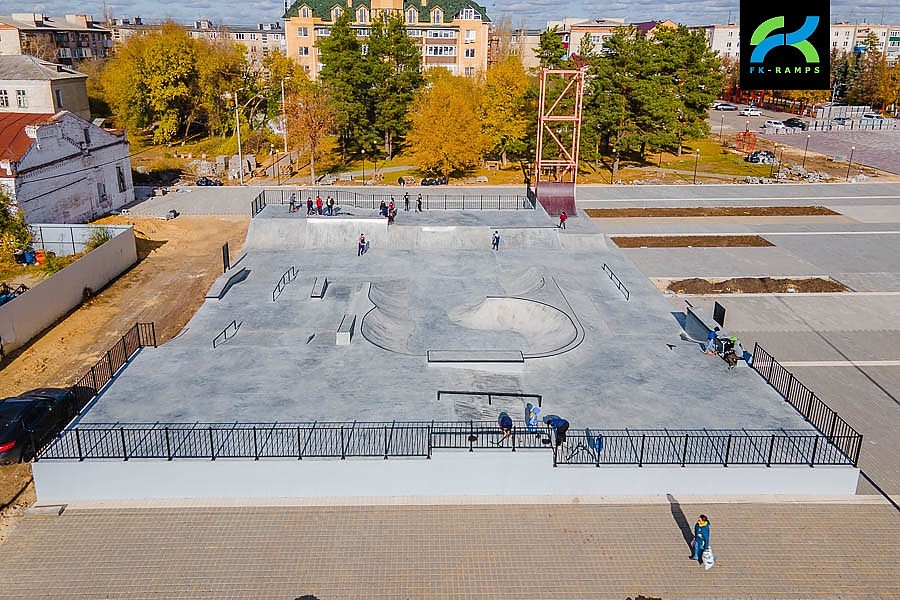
[828,412,837,440]
[853,434,862,467]
[165,427,172,461]
[786,372,795,401]
[90,366,98,393]
[120,427,128,461]
[384,425,389,459]
[469,421,474,452]
[253,426,259,460]
[340,426,346,460]
[553,445,558,467]
[681,434,689,467]
[639,435,645,467]
[427,423,432,459]
[209,427,216,461]
[75,428,83,461]
[809,435,819,466]
[766,434,775,467]
[297,426,302,460]
[724,434,732,467]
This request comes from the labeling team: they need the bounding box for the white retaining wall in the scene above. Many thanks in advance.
[32,451,860,503]
[0,226,137,354]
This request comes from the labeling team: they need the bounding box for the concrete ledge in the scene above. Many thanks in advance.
[427,350,524,363]
[205,265,249,300]
[311,276,328,299]
[32,453,860,503]
[336,314,356,345]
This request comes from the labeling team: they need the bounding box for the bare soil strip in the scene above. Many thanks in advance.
[611,235,774,248]
[666,277,849,294]
[586,206,840,218]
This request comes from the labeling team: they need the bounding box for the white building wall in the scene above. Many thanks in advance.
[2,112,134,223]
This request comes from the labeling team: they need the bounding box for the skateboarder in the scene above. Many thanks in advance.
[404,192,410,211]
[358,233,366,256]
[558,210,568,229]
[704,327,720,355]
[491,231,501,251]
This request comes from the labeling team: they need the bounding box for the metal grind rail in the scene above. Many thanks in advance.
[751,343,863,466]
[212,320,241,349]
[41,422,856,467]
[601,263,630,300]
[272,266,298,302]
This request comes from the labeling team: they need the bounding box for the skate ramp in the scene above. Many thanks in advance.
[246,218,306,250]
[306,218,387,249]
[360,280,417,355]
[498,267,546,296]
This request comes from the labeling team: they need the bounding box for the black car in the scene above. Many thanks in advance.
[0,388,77,464]
[746,150,776,164]
[196,177,223,186]
[783,118,808,130]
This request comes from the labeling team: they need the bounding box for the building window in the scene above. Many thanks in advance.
[465,29,475,42]
[358,8,368,24]
[464,48,475,58]
[16,90,26,108]
[299,46,310,56]
[235,33,245,40]
[332,7,343,21]
[361,44,369,55]
[432,9,442,24]
[97,182,107,202]
[459,8,478,20]
[425,45,455,56]
[83,128,91,145]
[464,66,475,76]
[301,6,310,18]
[298,27,309,36]
[0,90,7,108]
[427,30,455,38]
[55,89,64,107]
[116,165,127,193]
[407,8,417,24]
[728,31,733,37]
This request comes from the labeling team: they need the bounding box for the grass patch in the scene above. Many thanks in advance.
[611,235,774,248]
[587,206,839,218]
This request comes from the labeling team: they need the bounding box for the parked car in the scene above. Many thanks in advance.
[739,107,761,116]
[0,388,78,464]
[861,113,884,120]
[196,177,223,186]
[714,103,738,111]
[746,150,776,164]
[421,177,448,186]
[761,119,786,130]
[832,117,852,126]
[783,118,808,130]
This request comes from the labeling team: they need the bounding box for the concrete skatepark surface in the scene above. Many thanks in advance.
[80,202,809,433]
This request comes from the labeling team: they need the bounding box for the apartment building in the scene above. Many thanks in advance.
[487,27,542,70]
[694,23,740,61]
[548,17,676,58]
[0,13,111,64]
[283,0,490,79]
[0,55,90,120]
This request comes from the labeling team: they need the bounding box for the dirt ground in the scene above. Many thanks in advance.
[0,215,248,538]
[586,206,839,218]
[665,277,849,294]
[611,235,774,248]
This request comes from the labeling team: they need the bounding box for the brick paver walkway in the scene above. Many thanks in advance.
[0,501,897,599]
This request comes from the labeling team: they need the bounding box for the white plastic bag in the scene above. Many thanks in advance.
[702,547,716,570]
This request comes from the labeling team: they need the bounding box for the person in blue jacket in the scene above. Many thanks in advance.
[543,414,570,448]
[691,514,710,561]
[704,327,720,355]
[495,411,514,444]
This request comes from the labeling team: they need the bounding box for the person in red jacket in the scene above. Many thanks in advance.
[315,194,323,215]
[558,210,568,229]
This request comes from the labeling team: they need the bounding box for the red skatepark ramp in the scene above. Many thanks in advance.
[535,182,575,216]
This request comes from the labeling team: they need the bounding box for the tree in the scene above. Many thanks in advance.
[480,55,531,165]
[0,188,31,258]
[847,32,892,109]
[317,11,368,161]
[407,69,487,177]
[535,26,567,69]
[22,34,57,61]
[576,32,595,60]
[285,84,336,181]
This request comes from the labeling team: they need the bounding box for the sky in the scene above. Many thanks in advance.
[5,0,900,29]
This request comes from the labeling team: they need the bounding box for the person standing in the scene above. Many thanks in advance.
[306,198,314,215]
[326,196,335,216]
[379,200,388,217]
[704,327,720,355]
[358,233,366,256]
[543,415,569,448]
[691,515,710,562]
[315,194,323,215]
[558,210,568,229]
[416,194,423,212]
[404,192,410,211]
[491,230,501,251]
[387,207,395,226]
[389,198,395,215]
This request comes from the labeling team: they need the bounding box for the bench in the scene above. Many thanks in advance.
[311,276,328,299]
[336,314,356,345]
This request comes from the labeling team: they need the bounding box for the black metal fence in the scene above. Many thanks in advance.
[70,323,157,411]
[601,263,630,300]
[40,420,856,467]
[555,429,857,467]
[272,266,298,302]
[257,189,531,211]
[251,191,267,217]
[751,343,863,465]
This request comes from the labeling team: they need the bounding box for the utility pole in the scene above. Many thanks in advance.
[234,90,244,185]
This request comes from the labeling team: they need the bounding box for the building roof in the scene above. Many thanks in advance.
[283,0,490,24]
[0,55,88,81]
[0,112,55,162]
[0,14,109,33]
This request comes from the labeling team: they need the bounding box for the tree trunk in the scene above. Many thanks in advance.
[677,144,683,157]
[640,141,646,157]
[501,150,508,167]
[385,132,392,159]
[310,148,316,183]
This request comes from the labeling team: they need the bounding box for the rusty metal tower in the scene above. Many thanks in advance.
[533,68,585,216]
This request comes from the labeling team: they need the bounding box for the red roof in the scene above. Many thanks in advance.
[0,113,56,162]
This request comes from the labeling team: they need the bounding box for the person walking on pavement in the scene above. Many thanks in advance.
[491,230,501,251]
[558,210,568,229]
[404,192,410,211]
[387,207,396,226]
[691,515,710,562]
[306,198,314,215]
[358,233,366,256]
[416,194,423,212]
[379,200,388,217]
[704,327,720,355]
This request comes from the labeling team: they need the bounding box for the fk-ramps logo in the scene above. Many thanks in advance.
[740,0,830,90]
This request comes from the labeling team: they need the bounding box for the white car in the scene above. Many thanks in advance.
[739,107,761,116]
[761,119,786,130]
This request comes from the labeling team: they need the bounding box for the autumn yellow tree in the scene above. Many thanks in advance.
[285,84,336,181]
[480,55,531,166]
[407,69,487,177]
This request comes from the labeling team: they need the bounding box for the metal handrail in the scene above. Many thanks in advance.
[601,263,630,300]
[212,320,241,349]
[272,266,298,302]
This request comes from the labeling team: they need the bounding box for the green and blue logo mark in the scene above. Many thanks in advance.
[740,1,830,90]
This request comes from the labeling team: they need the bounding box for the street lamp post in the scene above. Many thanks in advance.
[770,143,778,178]
[802,134,811,169]
[745,120,750,132]
[720,114,725,142]
[281,77,290,154]
[361,149,366,185]
[846,146,855,181]
[692,150,700,184]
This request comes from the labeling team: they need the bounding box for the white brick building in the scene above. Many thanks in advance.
[0,55,90,121]
[0,111,134,223]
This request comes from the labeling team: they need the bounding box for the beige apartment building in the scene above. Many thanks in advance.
[0,13,111,65]
[0,55,90,120]
[283,0,490,78]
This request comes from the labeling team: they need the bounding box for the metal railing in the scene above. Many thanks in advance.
[251,191,267,217]
[751,343,863,466]
[259,189,531,211]
[436,390,542,407]
[212,320,241,349]
[40,420,856,467]
[601,263,630,300]
[70,323,157,410]
[272,266,298,302]
[555,429,858,467]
